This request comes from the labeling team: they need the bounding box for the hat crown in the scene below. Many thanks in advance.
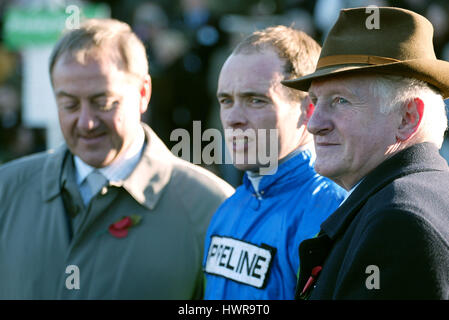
[281,6,449,99]
[320,7,436,62]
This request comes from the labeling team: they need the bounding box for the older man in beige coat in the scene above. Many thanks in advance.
[0,19,233,299]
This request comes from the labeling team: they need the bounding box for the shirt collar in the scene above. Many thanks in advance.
[73,126,145,185]
[337,178,364,207]
[42,124,173,210]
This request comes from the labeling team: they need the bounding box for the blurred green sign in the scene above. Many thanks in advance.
[3,4,110,49]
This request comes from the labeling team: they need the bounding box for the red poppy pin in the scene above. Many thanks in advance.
[299,266,322,299]
[108,215,142,238]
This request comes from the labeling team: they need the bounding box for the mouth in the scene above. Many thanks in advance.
[78,133,107,145]
[228,136,253,152]
[315,142,340,147]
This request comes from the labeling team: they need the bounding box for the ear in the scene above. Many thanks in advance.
[139,74,152,114]
[396,97,424,142]
[299,95,315,126]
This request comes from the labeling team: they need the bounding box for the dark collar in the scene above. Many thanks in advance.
[321,142,449,240]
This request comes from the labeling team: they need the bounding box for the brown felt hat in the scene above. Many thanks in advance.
[282,7,449,98]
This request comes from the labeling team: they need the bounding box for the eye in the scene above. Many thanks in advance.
[62,103,76,110]
[250,98,263,104]
[218,96,233,108]
[58,99,78,112]
[332,96,350,105]
[248,97,267,108]
[93,97,119,111]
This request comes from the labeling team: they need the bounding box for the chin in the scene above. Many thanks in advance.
[232,163,258,172]
[313,162,334,178]
[84,159,108,168]
[77,152,112,168]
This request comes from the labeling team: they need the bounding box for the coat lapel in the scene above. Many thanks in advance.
[296,233,332,299]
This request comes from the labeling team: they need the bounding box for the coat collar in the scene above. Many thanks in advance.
[42,145,68,202]
[120,123,173,210]
[42,123,173,210]
[243,147,316,195]
[320,142,449,240]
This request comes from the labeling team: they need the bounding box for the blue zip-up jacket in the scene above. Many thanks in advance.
[203,149,347,299]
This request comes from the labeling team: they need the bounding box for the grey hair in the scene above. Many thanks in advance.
[371,75,447,148]
[49,18,148,80]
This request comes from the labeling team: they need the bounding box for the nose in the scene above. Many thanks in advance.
[221,103,248,129]
[77,102,99,132]
[307,102,333,136]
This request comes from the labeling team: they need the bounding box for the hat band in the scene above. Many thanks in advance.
[317,54,401,69]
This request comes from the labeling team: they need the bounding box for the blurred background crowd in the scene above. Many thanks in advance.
[1,0,449,186]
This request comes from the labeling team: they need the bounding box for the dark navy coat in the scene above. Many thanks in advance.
[296,142,449,299]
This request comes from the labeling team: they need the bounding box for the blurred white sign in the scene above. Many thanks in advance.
[22,46,64,148]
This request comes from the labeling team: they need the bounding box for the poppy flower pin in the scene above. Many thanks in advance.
[108,215,142,238]
[299,265,322,299]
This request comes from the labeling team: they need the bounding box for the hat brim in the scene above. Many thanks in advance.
[282,59,449,99]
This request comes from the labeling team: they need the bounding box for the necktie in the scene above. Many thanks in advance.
[72,170,108,233]
[86,170,108,201]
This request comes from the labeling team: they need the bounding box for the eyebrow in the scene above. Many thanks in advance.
[55,91,76,99]
[217,91,268,98]
[55,91,110,99]
[217,92,229,98]
[309,85,359,100]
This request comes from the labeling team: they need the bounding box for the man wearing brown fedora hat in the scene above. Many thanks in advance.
[283,7,449,299]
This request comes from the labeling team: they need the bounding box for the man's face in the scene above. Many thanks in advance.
[52,52,149,168]
[308,74,401,189]
[217,50,304,171]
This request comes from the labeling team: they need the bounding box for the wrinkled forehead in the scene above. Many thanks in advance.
[56,46,126,72]
[218,52,285,91]
[51,49,146,90]
[309,73,378,97]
